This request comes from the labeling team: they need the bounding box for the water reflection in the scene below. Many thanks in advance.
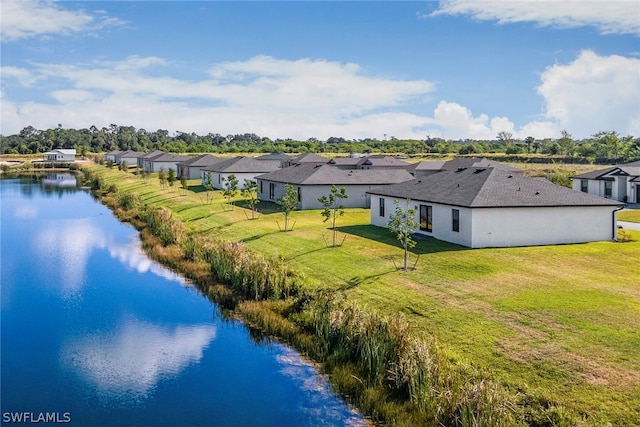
[33,218,183,300]
[42,173,78,188]
[61,318,216,397]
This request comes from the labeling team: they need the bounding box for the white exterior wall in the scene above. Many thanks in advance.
[369,195,473,247]
[370,195,617,248]
[210,172,259,190]
[120,156,139,166]
[470,206,616,247]
[46,151,75,162]
[149,161,181,173]
[257,181,378,209]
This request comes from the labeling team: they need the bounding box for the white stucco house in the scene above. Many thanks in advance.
[115,150,145,166]
[368,166,623,248]
[176,154,224,179]
[256,164,415,209]
[572,161,640,204]
[201,156,281,190]
[44,149,76,162]
[143,152,191,173]
[137,150,165,169]
[104,150,122,163]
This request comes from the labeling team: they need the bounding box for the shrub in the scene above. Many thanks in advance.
[118,192,140,210]
[138,206,185,246]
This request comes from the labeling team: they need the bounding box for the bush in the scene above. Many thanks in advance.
[138,206,185,246]
[118,192,140,210]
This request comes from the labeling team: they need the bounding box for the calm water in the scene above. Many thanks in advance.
[1,174,364,426]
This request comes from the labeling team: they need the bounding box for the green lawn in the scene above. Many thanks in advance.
[619,209,640,223]
[97,166,640,425]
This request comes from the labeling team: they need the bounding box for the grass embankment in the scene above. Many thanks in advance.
[87,166,640,426]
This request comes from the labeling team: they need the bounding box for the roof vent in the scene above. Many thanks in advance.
[517,187,521,191]
[314,164,322,168]
[508,174,513,178]
[535,191,540,195]
[457,183,460,187]
[456,167,467,172]
[473,168,486,174]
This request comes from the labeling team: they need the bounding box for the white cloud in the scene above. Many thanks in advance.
[0,55,436,140]
[428,0,640,36]
[0,0,124,41]
[1,53,637,140]
[538,50,640,136]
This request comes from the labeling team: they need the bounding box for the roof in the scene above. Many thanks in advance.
[407,158,521,174]
[148,153,191,163]
[368,167,622,208]
[573,160,640,179]
[178,154,223,167]
[201,156,281,173]
[118,150,144,158]
[45,149,76,155]
[329,157,362,166]
[290,152,328,164]
[256,164,415,185]
[256,152,291,161]
[105,150,122,156]
[359,156,410,167]
[140,150,166,159]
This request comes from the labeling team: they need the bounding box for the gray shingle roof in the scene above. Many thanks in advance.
[201,156,281,173]
[140,150,166,159]
[149,153,191,162]
[178,154,223,167]
[256,152,291,161]
[256,164,414,185]
[573,161,640,179]
[290,152,329,164]
[368,167,622,208]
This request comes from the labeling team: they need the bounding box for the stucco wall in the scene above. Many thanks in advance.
[257,181,377,209]
[470,206,616,247]
[370,195,616,248]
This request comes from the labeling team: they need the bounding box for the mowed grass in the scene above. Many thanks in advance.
[619,209,640,223]
[98,166,640,425]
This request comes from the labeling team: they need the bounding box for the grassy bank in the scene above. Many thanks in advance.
[86,165,640,426]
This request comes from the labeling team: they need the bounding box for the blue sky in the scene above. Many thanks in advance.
[1,1,639,141]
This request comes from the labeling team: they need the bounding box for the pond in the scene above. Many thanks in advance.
[0,174,364,426]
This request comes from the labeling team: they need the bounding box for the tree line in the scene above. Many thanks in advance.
[2,124,639,164]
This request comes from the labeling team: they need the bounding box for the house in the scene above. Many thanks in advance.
[143,152,191,173]
[256,152,292,167]
[44,149,76,162]
[201,156,281,189]
[284,152,329,167]
[368,166,623,248]
[176,154,224,179]
[406,157,522,178]
[115,150,145,166]
[256,164,415,209]
[137,150,165,169]
[329,155,409,170]
[572,161,640,204]
[104,150,122,163]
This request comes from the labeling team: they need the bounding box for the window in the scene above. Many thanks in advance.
[420,205,432,232]
[260,181,263,194]
[297,187,301,203]
[452,209,460,232]
[379,198,385,217]
[580,179,588,193]
[269,182,275,200]
[604,181,612,197]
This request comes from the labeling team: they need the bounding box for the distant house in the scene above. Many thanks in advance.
[104,150,122,163]
[143,152,191,173]
[201,156,281,189]
[572,161,640,204]
[256,164,415,209]
[368,166,623,248]
[406,157,522,178]
[329,155,409,170]
[256,152,292,167]
[284,152,329,167]
[44,149,76,162]
[115,150,145,166]
[176,154,224,179]
[137,150,165,169]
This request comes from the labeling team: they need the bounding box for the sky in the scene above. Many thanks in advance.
[1,1,639,141]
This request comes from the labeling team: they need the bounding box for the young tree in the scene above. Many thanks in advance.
[222,174,239,210]
[278,184,298,232]
[318,185,349,247]
[387,199,418,271]
[167,168,177,190]
[241,179,259,219]
[158,167,167,189]
[203,172,214,204]
[180,175,188,195]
